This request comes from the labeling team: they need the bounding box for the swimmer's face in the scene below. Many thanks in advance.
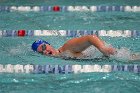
[37,44,55,55]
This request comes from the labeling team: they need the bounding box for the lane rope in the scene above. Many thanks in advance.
[0,64,139,74]
[0,6,140,12]
[0,30,140,37]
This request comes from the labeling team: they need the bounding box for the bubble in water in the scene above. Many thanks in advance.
[13,79,19,83]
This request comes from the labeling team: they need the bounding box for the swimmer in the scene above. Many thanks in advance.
[32,35,115,59]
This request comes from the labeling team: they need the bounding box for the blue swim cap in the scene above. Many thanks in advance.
[32,39,50,52]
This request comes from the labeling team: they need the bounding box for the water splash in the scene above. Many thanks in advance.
[59,45,134,62]
[59,46,103,59]
[110,47,131,62]
[9,43,31,56]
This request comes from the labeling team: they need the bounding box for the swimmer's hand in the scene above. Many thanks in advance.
[100,47,116,56]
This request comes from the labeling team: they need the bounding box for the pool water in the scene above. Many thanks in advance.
[0,0,140,93]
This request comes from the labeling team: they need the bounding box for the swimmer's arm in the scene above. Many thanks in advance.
[88,35,115,56]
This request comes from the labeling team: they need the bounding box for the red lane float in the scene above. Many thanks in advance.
[17,30,26,37]
[53,6,60,12]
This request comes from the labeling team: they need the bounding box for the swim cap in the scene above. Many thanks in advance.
[32,39,50,52]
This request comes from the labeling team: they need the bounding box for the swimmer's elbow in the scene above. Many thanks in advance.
[87,34,98,42]
[87,34,97,38]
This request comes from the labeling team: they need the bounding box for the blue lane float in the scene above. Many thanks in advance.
[112,65,140,73]
[0,64,140,74]
[33,65,72,74]
[131,30,140,37]
[0,6,10,12]
[2,30,16,37]
[0,6,140,12]
[96,6,124,12]
[0,30,140,37]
